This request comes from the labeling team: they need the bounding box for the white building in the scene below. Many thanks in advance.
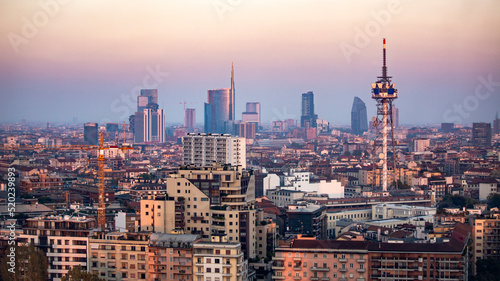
[413,138,430,152]
[182,133,246,168]
[282,171,344,198]
[372,203,436,220]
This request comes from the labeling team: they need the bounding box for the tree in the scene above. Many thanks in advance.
[61,265,104,281]
[487,193,500,209]
[0,244,48,281]
[475,258,500,281]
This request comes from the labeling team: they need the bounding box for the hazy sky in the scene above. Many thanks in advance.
[1,0,499,126]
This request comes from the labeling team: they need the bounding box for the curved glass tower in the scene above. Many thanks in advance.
[351,96,368,135]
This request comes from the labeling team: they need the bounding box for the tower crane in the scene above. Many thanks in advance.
[1,131,133,231]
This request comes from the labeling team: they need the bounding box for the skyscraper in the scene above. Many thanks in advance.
[494,112,500,135]
[301,91,317,129]
[185,108,196,129]
[244,102,261,126]
[132,89,165,143]
[392,105,399,128]
[204,64,235,134]
[351,97,368,135]
[472,122,492,148]
[84,122,98,145]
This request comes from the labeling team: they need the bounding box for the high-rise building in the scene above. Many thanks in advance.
[441,122,454,133]
[243,102,261,126]
[133,89,165,143]
[205,89,232,134]
[300,91,317,129]
[84,122,98,145]
[351,97,368,135]
[182,133,246,168]
[472,122,492,148]
[204,64,235,134]
[185,108,196,129]
[494,112,500,135]
[392,105,399,128]
[413,138,430,152]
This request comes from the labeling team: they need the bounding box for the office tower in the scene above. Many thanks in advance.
[243,102,261,126]
[441,122,454,133]
[472,122,492,148]
[84,122,98,145]
[137,89,158,111]
[133,89,165,143]
[105,123,119,133]
[205,89,231,133]
[182,133,246,168]
[494,112,500,135]
[351,96,368,135]
[301,91,318,129]
[204,65,235,134]
[234,121,256,139]
[184,108,196,129]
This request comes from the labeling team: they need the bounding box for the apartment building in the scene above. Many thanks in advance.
[148,233,200,281]
[88,232,150,280]
[178,165,257,258]
[20,215,95,281]
[182,133,246,169]
[273,223,471,281]
[472,212,500,274]
[139,176,212,239]
[193,235,249,281]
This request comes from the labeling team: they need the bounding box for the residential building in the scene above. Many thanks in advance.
[414,138,430,152]
[286,205,327,239]
[193,235,249,281]
[185,108,196,130]
[20,215,96,281]
[182,133,246,169]
[472,122,492,148]
[472,212,500,274]
[88,232,150,280]
[464,178,498,201]
[148,233,200,281]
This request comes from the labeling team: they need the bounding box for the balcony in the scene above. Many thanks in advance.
[272,265,285,270]
[339,268,347,272]
[293,277,302,280]
[357,259,366,263]
[339,258,347,263]
[310,278,319,281]
[357,268,365,273]
[293,266,302,271]
[272,276,286,280]
[311,267,329,272]
[321,278,330,281]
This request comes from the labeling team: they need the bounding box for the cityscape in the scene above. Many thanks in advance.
[1,1,500,281]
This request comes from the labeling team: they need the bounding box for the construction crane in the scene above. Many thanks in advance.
[104,121,130,144]
[1,132,133,231]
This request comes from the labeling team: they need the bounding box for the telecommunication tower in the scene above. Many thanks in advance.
[371,38,398,192]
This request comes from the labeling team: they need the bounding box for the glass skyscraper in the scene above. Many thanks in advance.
[301,91,317,129]
[204,64,235,134]
[351,96,368,135]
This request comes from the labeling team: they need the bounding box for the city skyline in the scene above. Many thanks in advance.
[1,1,500,125]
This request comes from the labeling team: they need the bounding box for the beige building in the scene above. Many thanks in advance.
[194,235,249,281]
[88,232,150,280]
[472,212,500,274]
[179,165,257,259]
[139,176,212,239]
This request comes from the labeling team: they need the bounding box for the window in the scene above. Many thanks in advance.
[207,268,211,273]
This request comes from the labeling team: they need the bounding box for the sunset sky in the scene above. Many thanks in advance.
[1,0,499,125]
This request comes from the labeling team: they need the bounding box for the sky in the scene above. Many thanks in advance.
[1,0,500,126]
